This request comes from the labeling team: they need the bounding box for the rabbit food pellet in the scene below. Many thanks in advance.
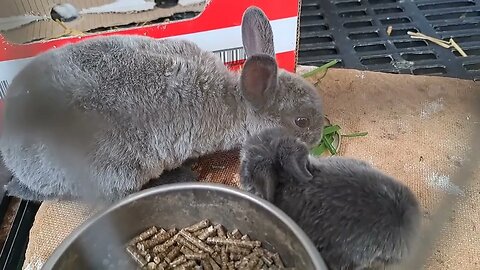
[125,219,289,269]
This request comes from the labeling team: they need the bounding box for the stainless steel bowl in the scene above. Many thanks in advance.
[42,183,328,269]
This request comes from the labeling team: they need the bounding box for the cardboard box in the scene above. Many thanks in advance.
[0,0,207,44]
[0,0,300,113]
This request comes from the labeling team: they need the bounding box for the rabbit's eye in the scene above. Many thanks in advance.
[295,117,310,128]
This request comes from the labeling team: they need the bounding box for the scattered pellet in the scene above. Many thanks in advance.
[226,245,250,255]
[209,257,221,270]
[261,254,274,266]
[246,256,259,269]
[202,259,213,270]
[153,255,163,264]
[272,253,285,268]
[231,229,242,239]
[214,224,226,238]
[128,226,158,246]
[198,226,216,240]
[180,230,214,254]
[157,261,168,270]
[153,236,177,254]
[144,253,152,262]
[212,252,223,266]
[185,219,210,232]
[180,245,195,255]
[254,258,264,269]
[206,237,261,249]
[170,255,187,268]
[229,253,243,261]
[146,261,157,270]
[126,245,148,267]
[240,234,250,241]
[227,261,235,270]
[173,260,198,270]
[220,247,228,268]
[138,228,177,251]
[185,253,209,260]
[194,226,210,237]
[137,248,148,257]
[176,235,203,253]
[165,245,182,263]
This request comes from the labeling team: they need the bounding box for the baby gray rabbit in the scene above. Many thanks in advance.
[0,7,324,202]
[240,128,421,270]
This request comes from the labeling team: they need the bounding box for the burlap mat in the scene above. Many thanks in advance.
[23,67,479,269]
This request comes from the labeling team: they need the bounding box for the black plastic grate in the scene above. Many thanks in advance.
[298,0,480,80]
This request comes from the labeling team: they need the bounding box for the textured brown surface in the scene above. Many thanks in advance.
[23,68,480,269]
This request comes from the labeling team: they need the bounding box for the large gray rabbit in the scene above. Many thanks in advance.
[0,7,324,202]
[240,128,421,270]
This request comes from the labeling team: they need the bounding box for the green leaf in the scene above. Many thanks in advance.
[323,125,341,135]
[311,132,336,156]
[302,60,338,78]
[311,143,327,156]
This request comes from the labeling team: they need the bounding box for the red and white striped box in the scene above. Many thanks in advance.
[0,0,300,113]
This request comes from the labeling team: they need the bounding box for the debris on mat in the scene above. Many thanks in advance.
[408,31,467,57]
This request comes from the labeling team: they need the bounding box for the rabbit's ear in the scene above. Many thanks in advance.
[241,6,275,58]
[252,167,277,202]
[280,147,313,182]
[240,54,278,109]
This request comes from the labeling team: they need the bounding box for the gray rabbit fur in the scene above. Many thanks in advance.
[0,7,324,202]
[240,128,421,270]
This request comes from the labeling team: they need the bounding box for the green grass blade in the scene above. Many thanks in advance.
[323,135,337,155]
[342,132,368,138]
[302,60,338,78]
